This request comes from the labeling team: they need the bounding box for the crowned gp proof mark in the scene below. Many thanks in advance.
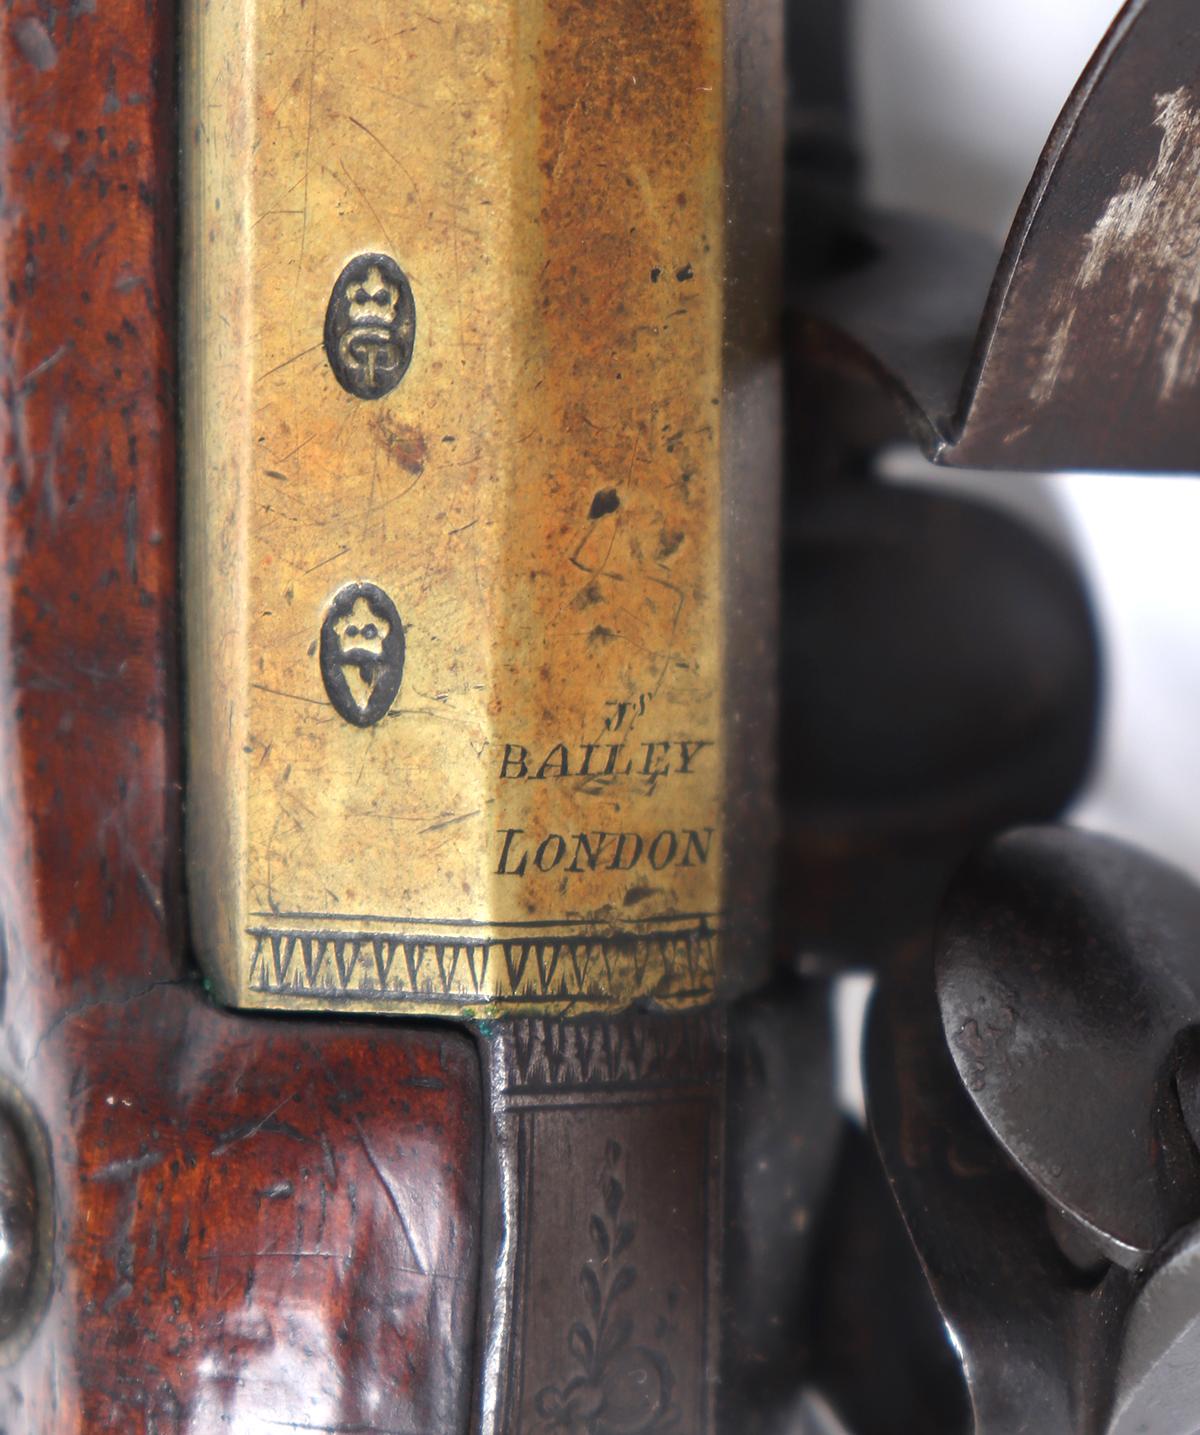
[319,582,406,727]
[324,252,416,400]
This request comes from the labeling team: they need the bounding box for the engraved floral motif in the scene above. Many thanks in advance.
[535,1141,679,1435]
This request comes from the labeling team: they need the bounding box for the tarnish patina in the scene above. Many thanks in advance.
[183,0,779,1018]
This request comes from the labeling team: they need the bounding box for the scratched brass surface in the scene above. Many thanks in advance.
[183,0,781,1017]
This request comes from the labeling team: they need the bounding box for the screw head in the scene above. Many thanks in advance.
[0,1110,38,1340]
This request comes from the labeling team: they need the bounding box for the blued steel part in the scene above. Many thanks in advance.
[784,0,861,282]
[867,958,1133,1435]
[1107,1220,1200,1435]
[793,211,997,451]
[1173,1041,1200,1161]
[793,1391,855,1435]
[778,484,1099,969]
[720,973,841,1433]
[797,0,1200,473]
[182,0,782,1020]
[0,1082,52,1363]
[474,1011,724,1435]
[722,0,784,1008]
[936,827,1200,1267]
[805,1123,970,1435]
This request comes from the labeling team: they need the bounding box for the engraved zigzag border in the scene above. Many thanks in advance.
[245,921,719,1006]
[501,1011,724,1090]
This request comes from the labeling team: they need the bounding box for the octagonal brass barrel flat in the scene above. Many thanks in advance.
[182,0,781,1018]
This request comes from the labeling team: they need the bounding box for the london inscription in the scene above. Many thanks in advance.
[496,826,715,877]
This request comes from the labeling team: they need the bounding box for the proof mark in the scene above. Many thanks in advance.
[324,253,415,400]
[319,581,405,727]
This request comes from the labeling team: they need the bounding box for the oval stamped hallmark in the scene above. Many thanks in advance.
[324,253,416,400]
[320,582,406,727]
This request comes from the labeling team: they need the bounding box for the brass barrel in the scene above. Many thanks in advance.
[183,0,782,1019]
